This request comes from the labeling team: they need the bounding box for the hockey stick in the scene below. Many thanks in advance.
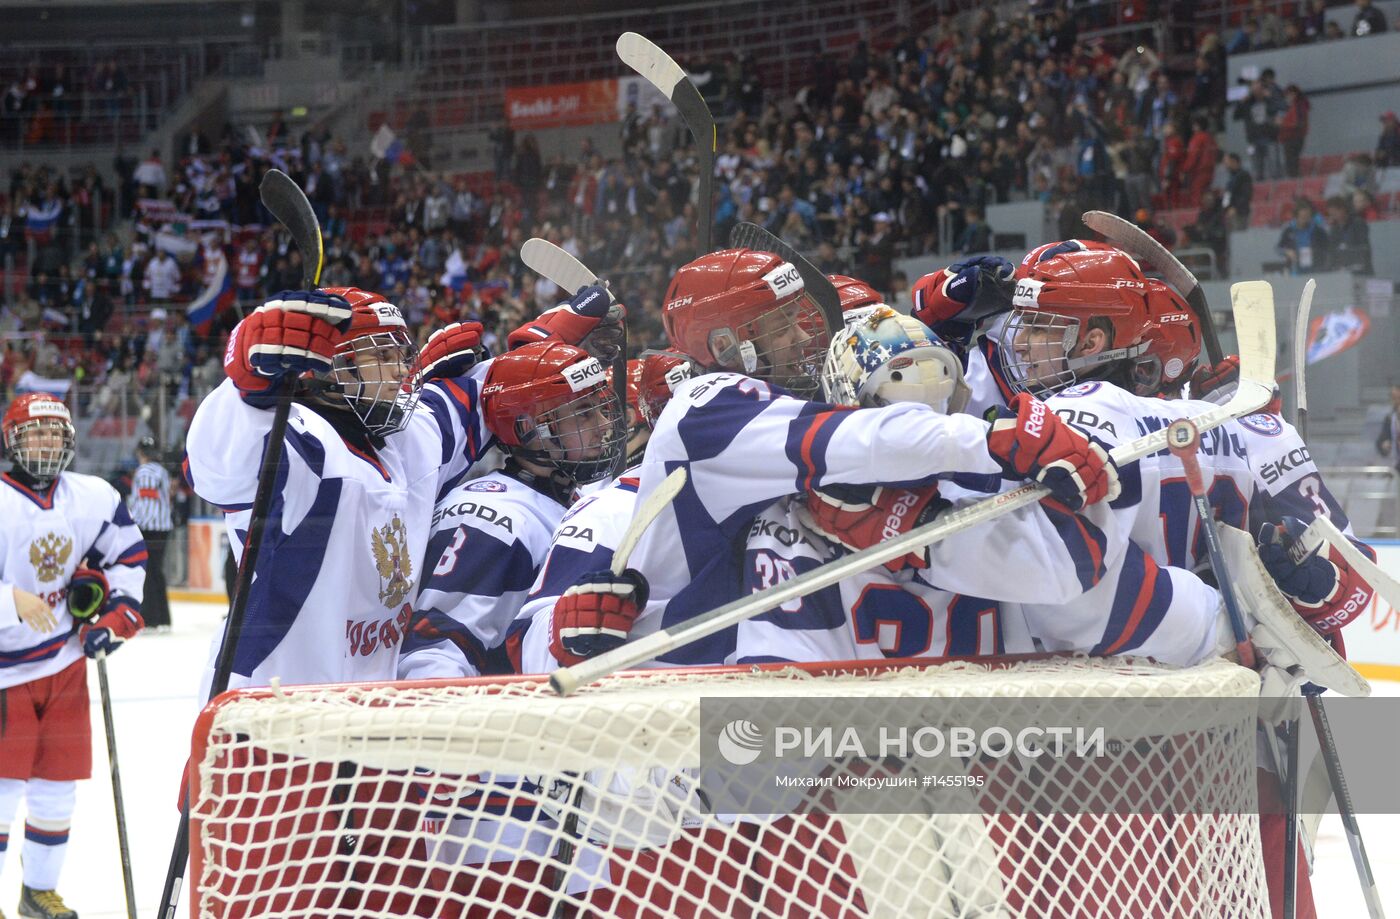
[1297,515,1400,613]
[613,466,687,575]
[729,221,845,334]
[1293,278,1315,439]
[95,650,137,919]
[157,168,324,919]
[519,237,629,476]
[550,281,1278,694]
[1082,210,1223,365]
[617,32,715,254]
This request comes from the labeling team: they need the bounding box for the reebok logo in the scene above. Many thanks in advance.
[1024,399,1046,438]
[882,490,922,540]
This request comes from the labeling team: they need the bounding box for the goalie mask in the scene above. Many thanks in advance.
[823,306,969,413]
[998,244,1197,398]
[3,393,76,483]
[663,248,830,397]
[323,287,421,437]
[483,341,627,485]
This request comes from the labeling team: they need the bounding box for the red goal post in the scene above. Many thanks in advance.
[188,655,1270,918]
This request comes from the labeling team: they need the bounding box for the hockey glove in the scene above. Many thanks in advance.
[986,393,1121,511]
[224,290,353,408]
[80,601,145,658]
[507,285,617,352]
[1258,516,1374,636]
[910,256,1015,347]
[67,567,109,621]
[1187,354,1239,404]
[804,483,950,571]
[550,568,649,667]
[416,321,488,382]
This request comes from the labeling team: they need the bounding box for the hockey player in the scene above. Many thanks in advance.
[547,248,1121,671]
[184,284,613,691]
[0,394,145,919]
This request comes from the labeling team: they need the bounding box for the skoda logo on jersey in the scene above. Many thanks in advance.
[29,533,72,583]
[1239,413,1283,437]
[1057,381,1103,398]
[372,514,414,608]
[466,480,508,493]
[717,719,765,765]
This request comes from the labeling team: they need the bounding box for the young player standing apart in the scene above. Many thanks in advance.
[0,394,146,919]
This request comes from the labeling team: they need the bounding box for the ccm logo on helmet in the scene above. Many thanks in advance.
[665,295,693,311]
[1159,312,1192,323]
[564,357,606,392]
[761,263,803,296]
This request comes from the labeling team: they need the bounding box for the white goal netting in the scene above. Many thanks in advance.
[189,656,1270,919]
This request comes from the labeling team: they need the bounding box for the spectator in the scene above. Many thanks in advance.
[144,249,181,301]
[1376,111,1400,168]
[956,207,993,254]
[1325,196,1372,274]
[1134,206,1176,249]
[1303,0,1329,40]
[1183,188,1229,271]
[1182,115,1220,206]
[132,149,166,195]
[1251,0,1288,48]
[1233,79,1282,180]
[128,435,173,630]
[1377,384,1400,529]
[1325,21,1346,40]
[1158,120,1186,207]
[1276,85,1310,178]
[1338,152,1379,198]
[1352,0,1389,36]
[1276,198,1330,274]
[1222,152,1254,229]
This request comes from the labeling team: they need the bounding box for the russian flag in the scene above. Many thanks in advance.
[23,198,62,243]
[370,124,415,166]
[186,253,236,335]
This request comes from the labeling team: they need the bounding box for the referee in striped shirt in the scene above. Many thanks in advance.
[129,436,173,629]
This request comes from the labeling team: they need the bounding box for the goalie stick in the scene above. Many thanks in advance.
[1293,278,1315,439]
[520,237,629,477]
[616,32,716,254]
[549,281,1278,695]
[158,168,325,919]
[729,221,845,335]
[1082,209,1224,365]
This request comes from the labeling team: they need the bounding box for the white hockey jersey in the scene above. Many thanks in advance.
[398,469,569,680]
[0,471,146,690]
[185,374,489,691]
[514,471,640,674]
[626,372,1004,666]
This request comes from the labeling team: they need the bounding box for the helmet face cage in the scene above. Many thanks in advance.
[5,413,76,482]
[999,309,1083,398]
[823,307,968,413]
[707,289,828,397]
[330,329,421,437]
[519,384,628,485]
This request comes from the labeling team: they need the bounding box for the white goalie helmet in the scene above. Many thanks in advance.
[822,305,970,414]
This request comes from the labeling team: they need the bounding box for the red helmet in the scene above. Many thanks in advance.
[1136,282,1201,392]
[320,287,420,437]
[636,350,696,429]
[663,248,830,397]
[999,245,1184,397]
[3,393,75,482]
[482,341,626,485]
[828,274,884,314]
[1017,239,1130,277]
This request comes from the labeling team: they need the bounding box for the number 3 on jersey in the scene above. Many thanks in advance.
[851,585,999,658]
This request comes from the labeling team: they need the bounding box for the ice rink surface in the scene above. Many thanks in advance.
[2,599,1396,919]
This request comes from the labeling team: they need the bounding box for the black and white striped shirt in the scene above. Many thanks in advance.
[129,460,173,531]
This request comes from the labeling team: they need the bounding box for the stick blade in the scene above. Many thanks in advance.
[521,238,609,300]
[1229,280,1277,387]
[729,221,843,331]
[259,169,323,287]
[1292,278,1316,412]
[616,32,686,95]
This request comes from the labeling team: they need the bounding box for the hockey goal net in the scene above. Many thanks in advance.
[188,656,1269,919]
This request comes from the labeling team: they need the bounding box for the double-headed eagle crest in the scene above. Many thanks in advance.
[371,515,413,608]
[30,533,73,583]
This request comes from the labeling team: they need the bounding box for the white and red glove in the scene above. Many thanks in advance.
[804,484,950,571]
[986,393,1120,511]
[416,321,487,382]
[224,290,352,407]
[66,567,109,621]
[507,284,619,355]
[909,256,1014,347]
[80,600,144,658]
[550,568,649,666]
[1188,354,1239,404]
[1258,516,1375,636]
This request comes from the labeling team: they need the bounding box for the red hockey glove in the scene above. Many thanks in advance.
[80,601,144,658]
[1258,517,1375,636]
[1188,354,1239,404]
[507,285,619,356]
[550,568,649,666]
[910,256,1014,347]
[804,484,950,571]
[66,567,109,621]
[986,393,1120,511]
[224,290,352,408]
[416,321,487,382]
